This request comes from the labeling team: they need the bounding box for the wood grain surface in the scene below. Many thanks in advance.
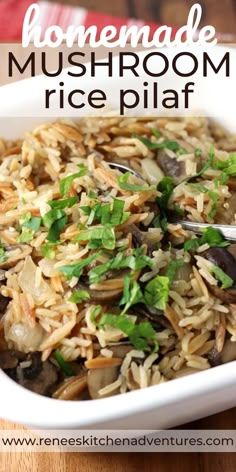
[1,0,236,470]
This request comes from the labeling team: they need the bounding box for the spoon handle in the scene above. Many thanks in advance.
[177,220,236,241]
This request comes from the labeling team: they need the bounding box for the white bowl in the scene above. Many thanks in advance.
[0,46,236,429]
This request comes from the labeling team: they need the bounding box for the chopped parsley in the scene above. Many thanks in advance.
[69,290,91,303]
[207,190,219,220]
[184,226,229,252]
[138,131,186,154]
[74,226,116,250]
[210,265,233,290]
[156,177,174,213]
[22,216,41,232]
[59,165,87,196]
[144,276,169,311]
[58,252,102,279]
[187,183,219,221]
[117,172,155,192]
[40,244,56,260]
[119,277,143,315]
[80,198,130,228]
[89,248,153,284]
[17,228,34,243]
[48,196,78,209]
[0,246,7,264]
[155,177,174,232]
[152,215,168,233]
[43,209,68,243]
[98,312,158,352]
[173,204,184,216]
[165,259,185,286]
[200,227,229,248]
[195,148,202,157]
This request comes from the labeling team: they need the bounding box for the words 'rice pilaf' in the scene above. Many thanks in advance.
[0,117,236,400]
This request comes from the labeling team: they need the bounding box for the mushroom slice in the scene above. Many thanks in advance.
[208,347,222,367]
[0,350,26,370]
[52,374,88,400]
[0,293,10,320]
[221,339,236,364]
[201,247,236,303]
[156,150,187,184]
[108,343,132,358]
[215,193,236,225]
[19,359,59,396]
[87,366,120,399]
[134,304,171,329]
[75,282,122,303]
[208,340,236,366]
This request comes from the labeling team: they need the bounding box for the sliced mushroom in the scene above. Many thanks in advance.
[208,347,222,367]
[208,339,236,366]
[202,247,236,281]
[215,193,236,225]
[202,247,236,303]
[172,262,192,282]
[0,293,10,320]
[52,374,88,400]
[19,359,59,396]
[228,179,236,191]
[227,244,236,259]
[156,150,187,184]
[75,282,122,303]
[87,366,120,399]
[22,352,42,380]
[221,339,236,364]
[108,343,132,358]
[134,304,171,329]
[0,350,26,370]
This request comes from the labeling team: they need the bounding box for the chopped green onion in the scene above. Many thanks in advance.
[55,350,74,377]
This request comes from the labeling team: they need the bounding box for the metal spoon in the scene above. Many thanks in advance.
[107,162,144,180]
[107,161,236,241]
[171,220,236,241]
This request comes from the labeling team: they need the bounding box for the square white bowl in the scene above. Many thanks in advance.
[0,46,236,430]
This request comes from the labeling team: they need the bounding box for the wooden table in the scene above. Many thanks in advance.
[1,0,236,470]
